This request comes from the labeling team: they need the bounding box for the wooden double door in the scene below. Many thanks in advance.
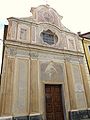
[45,85,64,120]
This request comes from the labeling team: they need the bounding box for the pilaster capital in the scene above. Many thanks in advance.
[7,48,17,56]
[64,55,71,62]
[29,51,38,59]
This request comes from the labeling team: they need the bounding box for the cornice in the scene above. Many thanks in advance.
[82,38,90,43]
[7,17,77,36]
[37,22,77,36]
[4,40,84,57]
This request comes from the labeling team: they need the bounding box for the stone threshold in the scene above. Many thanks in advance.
[0,113,42,120]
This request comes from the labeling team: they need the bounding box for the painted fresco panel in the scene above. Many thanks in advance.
[1,4,89,119]
[76,92,87,109]
[7,20,17,40]
[1,57,15,115]
[13,58,29,115]
[31,26,36,43]
[37,6,60,27]
[40,61,65,81]
[17,60,28,112]
[66,35,76,51]
[11,21,17,40]
[17,24,30,42]
[71,63,87,108]
[71,63,84,92]
[30,60,39,113]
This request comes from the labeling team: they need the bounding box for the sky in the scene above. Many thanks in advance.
[0,0,90,39]
[0,0,90,71]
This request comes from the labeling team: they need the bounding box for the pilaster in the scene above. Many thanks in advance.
[79,63,90,108]
[30,59,39,113]
[0,56,15,116]
[65,59,77,110]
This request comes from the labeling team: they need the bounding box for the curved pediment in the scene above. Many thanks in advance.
[30,4,63,27]
[7,4,81,52]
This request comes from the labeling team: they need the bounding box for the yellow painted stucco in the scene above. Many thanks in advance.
[83,38,90,72]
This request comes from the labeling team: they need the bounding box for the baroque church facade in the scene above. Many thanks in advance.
[0,5,90,120]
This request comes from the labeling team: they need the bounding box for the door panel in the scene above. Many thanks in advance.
[45,85,64,120]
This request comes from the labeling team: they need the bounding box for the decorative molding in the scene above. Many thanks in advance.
[11,21,17,40]
[71,63,84,92]
[29,51,38,59]
[31,26,36,43]
[66,35,76,51]
[17,23,30,42]
[64,55,83,63]
[78,56,84,64]
[7,48,17,56]
[75,84,84,92]
[6,47,84,62]
[64,55,72,62]
[40,61,65,81]
[38,52,64,61]
[20,28,27,40]
[37,6,60,27]
[17,49,30,57]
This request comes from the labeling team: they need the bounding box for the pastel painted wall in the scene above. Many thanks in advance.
[0,5,90,120]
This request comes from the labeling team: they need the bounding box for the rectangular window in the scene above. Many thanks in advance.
[20,28,27,40]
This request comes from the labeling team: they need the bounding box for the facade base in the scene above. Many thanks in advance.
[69,109,90,120]
[0,110,90,120]
[0,114,42,120]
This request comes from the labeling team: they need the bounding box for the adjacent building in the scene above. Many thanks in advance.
[0,5,90,120]
[80,32,90,87]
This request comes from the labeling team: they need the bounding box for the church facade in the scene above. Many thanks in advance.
[0,5,90,120]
